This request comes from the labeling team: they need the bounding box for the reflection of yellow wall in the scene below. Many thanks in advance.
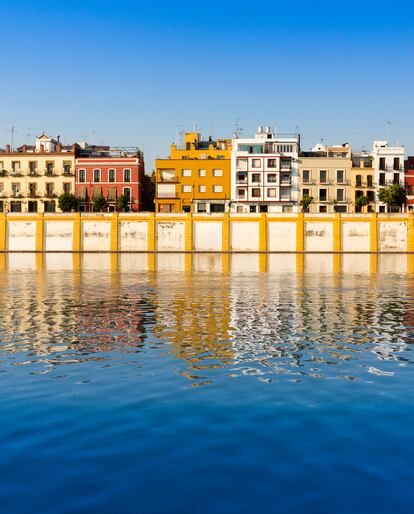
[155,132,231,213]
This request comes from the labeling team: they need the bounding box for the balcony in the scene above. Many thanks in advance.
[45,191,57,198]
[63,169,74,176]
[11,192,22,198]
[29,170,40,176]
[44,169,56,176]
[280,165,291,171]
[156,192,177,198]
[236,178,248,184]
[10,170,23,177]
[156,176,179,183]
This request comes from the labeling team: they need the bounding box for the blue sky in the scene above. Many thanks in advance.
[1,0,413,169]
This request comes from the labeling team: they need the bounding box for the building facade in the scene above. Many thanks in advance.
[351,152,375,212]
[298,145,352,213]
[405,156,414,211]
[0,134,76,213]
[75,146,144,212]
[230,127,299,213]
[372,141,405,212]
[155,132,231,213]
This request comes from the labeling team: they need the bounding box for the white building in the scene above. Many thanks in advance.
[372,141,405,212]
[230,127,300,213]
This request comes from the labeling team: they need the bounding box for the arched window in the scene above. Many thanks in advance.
[108,169,116,183]
[93,169,101,183]
[123,187,131,200]
[124,169,131,182]
[78,169,86,183]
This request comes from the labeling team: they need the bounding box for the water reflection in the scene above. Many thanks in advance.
[0,253,413,386]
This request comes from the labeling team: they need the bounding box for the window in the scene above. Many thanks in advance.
[267,159,277,168]
[11,161,20,172]
[251,173,261,183]
[367,175,373,187]
[260,205,268,213]
[367,191,375,202]
[393,173,400,184]
[109,169,116,182]
[394,158,400,170]
[319,189,327,202]
[236,158,247,169]
[379,173,386,186]
[197,203,207,213]
[12,183,20,196]
[198,169,206,177]
[319,205,327,213]
[213,185,222,193]
[355,175,362,187]
[302,189,310,197]
[336,189,344,201]
[319,170,327,183]
[198,185,206,193]
[236,188,246,198]
[236,172,247,183]
[78,169,86,182]
[211,204,225,213]
[252,188,260,197]
[303,170,310,183]
[252,159,261,168]
[182,169,192,177]
[267,188,277,198]
[124,169,131,182]
[124,187,131,200]
[63,162,71,174]
[46,162,54,174]
[213,169,223,177]
[46,183,54,195]
[93,169,101,182]
[29,161,37,174]
[334,205,347,213]
[379,157,386,171]
[249,205,257,213]
[267,173,277,183]
[182,185,192,193]
[336,170,344,183]
[63,183,71,194]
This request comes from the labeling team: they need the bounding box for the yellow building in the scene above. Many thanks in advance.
[298,146,352,213]
[0,134,76,213]
[155,132,232,213]
[350,153,375,212]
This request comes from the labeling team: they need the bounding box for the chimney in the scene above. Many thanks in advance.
[22,144,27,152]
[6,144,10,152]
[57,135,60,142]
[56,143,62,152]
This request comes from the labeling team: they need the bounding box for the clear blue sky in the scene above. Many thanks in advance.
[1,0,413,170]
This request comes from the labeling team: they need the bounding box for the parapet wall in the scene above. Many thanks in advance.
[0,212,413,253]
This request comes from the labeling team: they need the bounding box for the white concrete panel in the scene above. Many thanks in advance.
[342,222,370,252]
[342,254,370,274]
[231,222,259,251]
[44,221,73,251]
[378,222,407,252]
[268,222,296,252]
[82,221,111,252]
[305,222,333,252]
[268,254,296,273]
[156,222,185,251]
[193,222,222,251]
[7,221,36,251]
[231,254,259,272]
[119,222,148,251]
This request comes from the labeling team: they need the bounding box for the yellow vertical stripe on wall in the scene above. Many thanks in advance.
[370,213,378,252]
[222,214,230,252]
[333,214,342,252]
[110,213,119,252]
[148,213,156,252]
[259,214,268,252]
[185,214,193,252]
[73,214,82,252]
[35,214,44,252]
[407,214,414,252]
[0,214,7,252]
[296,213,305,252]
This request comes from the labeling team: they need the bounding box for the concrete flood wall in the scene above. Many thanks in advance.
[0,212,413,253]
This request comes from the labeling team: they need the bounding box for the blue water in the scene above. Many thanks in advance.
[0,254,414,513]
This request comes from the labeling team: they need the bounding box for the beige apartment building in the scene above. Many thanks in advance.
[350,153,375,212]
[298,145,352,213]
[0,134,76,212]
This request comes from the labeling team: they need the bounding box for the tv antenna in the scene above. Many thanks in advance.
[386,121,393,142]
[6,126,17,151]
[26,128,34,143]
[349,130,358,151]
[234,117,243,138]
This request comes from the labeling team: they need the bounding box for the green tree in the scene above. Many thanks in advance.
[299,194,313,213]
[58,192,78,212]
[378,184,406,210]
[117,194,129,212]
[93,196,108,212]
[355,195,369,211]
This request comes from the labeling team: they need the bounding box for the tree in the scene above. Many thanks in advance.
[355,195,369,212]
[93,196,108,212]
[299,194,313,213]
[378,184,406,210]
[117,194,129,212]
[58,192,78,212]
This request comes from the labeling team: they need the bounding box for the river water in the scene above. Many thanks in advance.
[0,253,414,513]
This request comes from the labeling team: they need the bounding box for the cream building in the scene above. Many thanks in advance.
[298,145,352,213]
[0,134,76,212]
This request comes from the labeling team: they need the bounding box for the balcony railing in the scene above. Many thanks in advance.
[280,179,292,186]
[156,193,177,198]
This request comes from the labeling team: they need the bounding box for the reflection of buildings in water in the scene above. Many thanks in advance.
[150,274,234,377]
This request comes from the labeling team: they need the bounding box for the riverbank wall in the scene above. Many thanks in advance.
[0,212,413,253]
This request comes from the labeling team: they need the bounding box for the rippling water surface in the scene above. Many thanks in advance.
[1,253,414,513]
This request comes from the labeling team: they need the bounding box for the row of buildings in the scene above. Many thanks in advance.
[0,134,145,212]
[155,128,409,214]
[0,128,412,213]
